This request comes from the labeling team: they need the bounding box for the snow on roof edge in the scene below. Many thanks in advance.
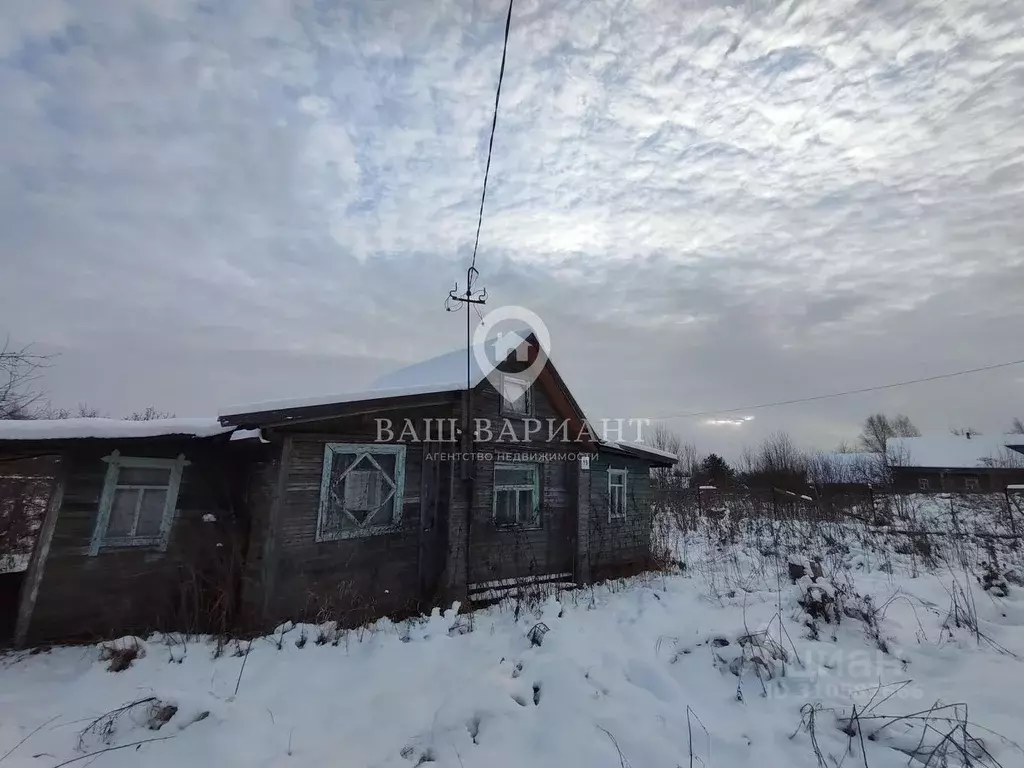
[886,435,1024,468]
[219,382,463,420]
[600,439,679,463]
[0,418,233,441]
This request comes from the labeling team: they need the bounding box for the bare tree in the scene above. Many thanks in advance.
[1009,418,1024,435]
[647,422,698,479]
[858,413,920,453]
[744,431,808,490]
[950,427,981,437]
[737,445,756,475]
[648,422,683,457]
[37,402,105,419]
[679,441,699,478]
[0,340,49,419]
[125,406,175,421]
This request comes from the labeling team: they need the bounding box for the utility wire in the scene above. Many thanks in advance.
[653,357,1024,421]
[469,0,514,273]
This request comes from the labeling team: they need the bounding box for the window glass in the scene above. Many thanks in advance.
[118,467,173,486]
[136,489,168,536]
[106,487,138,537]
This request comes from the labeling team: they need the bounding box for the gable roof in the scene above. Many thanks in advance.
[219,331,591,435]
[886,436,1024,469]
[372,331,530,392]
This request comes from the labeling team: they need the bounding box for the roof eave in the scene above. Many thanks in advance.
[219,390,461,429]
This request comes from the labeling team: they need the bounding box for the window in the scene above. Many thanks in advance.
[918,478,930,491]
[318,444,406,540]
[965,478,980,491]
[0,474,51,572]
[608,469,628,521]
[493,463,540,527]
[500,374,532,416]
[90,453,185,554]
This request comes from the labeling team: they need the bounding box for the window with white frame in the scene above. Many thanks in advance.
[500,374,532,417]
[918,478,930,491]
[90,453,185,554]
[493,463,540,527]
[318,444,406,540]
[608,468,628,520]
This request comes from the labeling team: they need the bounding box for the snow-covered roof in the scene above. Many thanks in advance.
[220,332,536,419]
[886,436,1024,469]
[598,439,679,465]
[372,331,531,391]
[219,382,465,420]
[0,418,233,442]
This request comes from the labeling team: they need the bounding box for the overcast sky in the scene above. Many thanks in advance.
[2,0,1023,458]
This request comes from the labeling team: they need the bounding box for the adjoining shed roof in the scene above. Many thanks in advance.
[886,436,1024,469]
[0,418,232,442]
[598,439,678,467]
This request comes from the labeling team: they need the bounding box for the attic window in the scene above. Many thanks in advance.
[318,444,406,540]
[90,453,185,555]
[500,374,532,416]
[918,478,930,491]
[965,478,980,491]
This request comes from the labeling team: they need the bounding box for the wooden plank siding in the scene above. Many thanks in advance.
[586,452,656,580]
[891,466,1024,494]
[17,437,257,644]
[262,406,458,627]
[466,359,584,587]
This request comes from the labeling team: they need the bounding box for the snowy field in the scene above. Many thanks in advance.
[3,511,1024,768]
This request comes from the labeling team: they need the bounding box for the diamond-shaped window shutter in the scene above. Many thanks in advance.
[330,451,397,528]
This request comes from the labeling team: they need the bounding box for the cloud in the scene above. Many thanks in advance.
[705,417,755,427]
[1,0,1023,456]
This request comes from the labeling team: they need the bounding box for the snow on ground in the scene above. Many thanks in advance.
[3,520,1024,768]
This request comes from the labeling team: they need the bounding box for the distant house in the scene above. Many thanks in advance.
[0,334,674,646]
[885,435,1024,493]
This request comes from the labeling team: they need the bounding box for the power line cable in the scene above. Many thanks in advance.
[469,0,514,273]
[652,357,1024,421]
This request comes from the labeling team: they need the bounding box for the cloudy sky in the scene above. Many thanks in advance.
[2,0,1023,457]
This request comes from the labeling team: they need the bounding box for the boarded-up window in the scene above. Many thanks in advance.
[318,444,406,540]
[90,455,184,554]
[493,463,540,528]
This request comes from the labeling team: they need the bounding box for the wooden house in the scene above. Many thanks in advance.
[886,436,1024,493]
[218,332,675,628]
[1,335,674,646]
